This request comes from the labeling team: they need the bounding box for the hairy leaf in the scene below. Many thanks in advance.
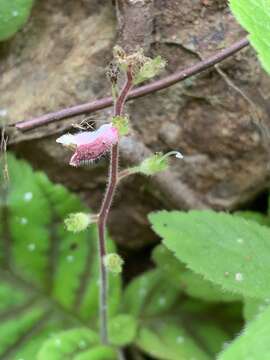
[218,305,270,360]
[243,297,270,322]
[0,153,121,359]
[234,211,270,227]
[149,210,270,299]
[229,0,270,74]
[152,245,240,303]
[0,0,34,41]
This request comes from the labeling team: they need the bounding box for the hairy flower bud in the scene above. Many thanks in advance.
[137,151,184,176]
[56,123,119,167]
[64,212,96,233]
[113,45,165,83]
[103,253,124,274]
[134,56,166,85]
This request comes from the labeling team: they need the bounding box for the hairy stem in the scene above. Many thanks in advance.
[97,67,133,344]
[15,37,249,131]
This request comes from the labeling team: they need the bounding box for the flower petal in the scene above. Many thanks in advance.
[56,134,76,146]
[68,124,119,167]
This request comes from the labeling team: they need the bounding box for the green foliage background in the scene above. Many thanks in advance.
[230,0,270,74]
[0,0,34,41]
[0,153,121,359]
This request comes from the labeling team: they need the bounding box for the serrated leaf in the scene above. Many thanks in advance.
[234,211,270,227]
[218,305,270,360]
[180,271,241,303]
[229,0,270,74]
[243,297,270,322]
[108,314,138,346]
[0,153,121,359]
[152,245,240,303]
[38,328,117,360]
[149,210,270,299]
[0,0,34,41]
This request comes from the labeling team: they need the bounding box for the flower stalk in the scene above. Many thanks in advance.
[97,65,133,344]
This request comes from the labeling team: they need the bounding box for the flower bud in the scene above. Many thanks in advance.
[137,151,184,176]
[64,212,94,233]
[112,116,129,136]
[103,253,124,274]
[56,123,119,167]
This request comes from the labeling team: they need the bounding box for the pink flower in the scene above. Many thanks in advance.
[56,123,119,167]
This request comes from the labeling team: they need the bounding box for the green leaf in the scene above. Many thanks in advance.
[0,153,121,359]
[136,317,211,360]
[152,245,240,303]
[123,266,233,359]
[234,211,270,227]
[149,210,270,299]
[0,0,34,41]
[38,328,117,360]
[180,271,241,303]
[218,305,270,360]
[243,297,270,322]
[123,269,180,318]
[229,0,270,74]
[108,314,138,346]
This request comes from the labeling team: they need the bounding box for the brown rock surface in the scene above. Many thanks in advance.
[1,0,270,247]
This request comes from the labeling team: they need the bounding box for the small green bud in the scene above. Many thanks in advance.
[104,253,124,274]
[134,56,166,85]
[112,116,129,136]
[64,212,93,233]
[138,153,168,176]
[137,151,184,176]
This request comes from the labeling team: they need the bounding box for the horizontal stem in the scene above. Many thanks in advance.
[15,37,249,131]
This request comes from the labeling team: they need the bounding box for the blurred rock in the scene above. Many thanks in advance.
[1,0,270,248]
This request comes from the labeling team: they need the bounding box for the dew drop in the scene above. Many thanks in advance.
[79,340,86,349]
[158,297,166,306]
[0,109,8,117]
[20,217,28,225]
[176,336,184,344]
[55,338,61,346]
[24,192,33,202]
[28,243,36,252]
[175,151,184,159]
[12,10,19,17]
[67,255,74,263]
[235,272,244,282]
[236,238,244,244]
[139,287,147,296]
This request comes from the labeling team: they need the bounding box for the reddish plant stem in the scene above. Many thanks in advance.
[97,67,133,344]
[15,37,249,131]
